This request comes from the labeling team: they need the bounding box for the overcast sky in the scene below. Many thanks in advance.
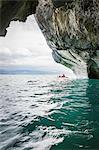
[0,15,75,76]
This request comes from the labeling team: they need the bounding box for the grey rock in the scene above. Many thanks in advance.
[36,0,99,78]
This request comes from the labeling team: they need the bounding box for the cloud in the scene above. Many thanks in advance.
[0,15,51,54]
[0,15,52,66]
[0,15,75,76]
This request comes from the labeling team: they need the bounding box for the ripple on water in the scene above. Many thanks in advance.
[0,76,99,150]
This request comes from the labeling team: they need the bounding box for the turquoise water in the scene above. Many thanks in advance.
[0,75,99,150]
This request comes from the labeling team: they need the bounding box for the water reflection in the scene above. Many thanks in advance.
[51,79,99,150]
[85,79,99,149]
[0,76,99,150]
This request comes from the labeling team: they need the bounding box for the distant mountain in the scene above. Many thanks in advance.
[0,66,64,75]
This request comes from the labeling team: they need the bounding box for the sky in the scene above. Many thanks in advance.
[0,15,75,76]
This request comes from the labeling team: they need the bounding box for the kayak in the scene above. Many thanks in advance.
[58,75,68,78]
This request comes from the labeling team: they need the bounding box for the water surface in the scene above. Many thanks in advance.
[0,75,99,150]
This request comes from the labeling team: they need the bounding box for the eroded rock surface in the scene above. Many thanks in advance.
[0,0,99,78]
[0,0,38,35]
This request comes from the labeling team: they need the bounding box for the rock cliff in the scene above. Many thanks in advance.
[0,0,99,78]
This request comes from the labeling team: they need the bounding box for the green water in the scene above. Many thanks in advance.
[0,75,99,150]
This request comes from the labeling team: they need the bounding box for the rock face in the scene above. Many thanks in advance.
[0,0,99,78]
[0,0,38,35]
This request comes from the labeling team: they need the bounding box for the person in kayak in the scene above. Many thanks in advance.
[59,74,65,77]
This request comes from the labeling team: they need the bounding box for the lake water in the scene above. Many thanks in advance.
[0,75,99,150]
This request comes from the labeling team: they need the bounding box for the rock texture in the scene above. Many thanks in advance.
[0,0,99,78]
[0,0,38,35]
